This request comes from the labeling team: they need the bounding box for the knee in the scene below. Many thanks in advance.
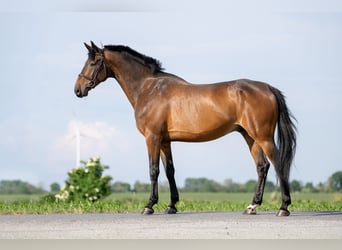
[150,165,160,180]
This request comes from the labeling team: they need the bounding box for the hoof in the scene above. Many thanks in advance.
[276,209,290,217]
[141,207,154,215]
[243,204,257,215]
[165,206,177,214]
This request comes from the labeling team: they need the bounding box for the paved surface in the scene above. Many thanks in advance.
[0,211,341,239]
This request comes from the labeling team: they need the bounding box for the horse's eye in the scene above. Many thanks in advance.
[90,59,101,66]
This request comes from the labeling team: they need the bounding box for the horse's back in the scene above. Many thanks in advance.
[137,76,278,142]
[156,79,269,141]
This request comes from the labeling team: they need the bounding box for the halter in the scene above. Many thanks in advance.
[78,54,107,89]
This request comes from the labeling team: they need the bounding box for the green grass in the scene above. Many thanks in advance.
[0,192,341,215]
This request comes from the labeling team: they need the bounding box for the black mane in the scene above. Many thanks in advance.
[104,45,164,73]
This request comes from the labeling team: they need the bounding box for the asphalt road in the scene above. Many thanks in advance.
[0,211,341,239]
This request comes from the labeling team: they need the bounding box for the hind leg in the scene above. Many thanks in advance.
[242,132,270,215]
[257,140,291,216]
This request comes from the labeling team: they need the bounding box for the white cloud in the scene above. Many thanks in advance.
[50,119,130,165]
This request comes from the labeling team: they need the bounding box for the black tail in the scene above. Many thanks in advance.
[269,86,297,182]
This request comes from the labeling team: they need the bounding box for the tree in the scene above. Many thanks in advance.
[317,182,327,192]
[111,181,131,192]
[159,181,170,192]
[290,180,302,192]
[302,182,318,193]
[50,182,61,193]
[264,181,276,192]
[328,171,342,191]
[133,181,150,192]
[223,178,242,192]
[183,177,223,192]
[244,180,257,192]
[0,180,46,194]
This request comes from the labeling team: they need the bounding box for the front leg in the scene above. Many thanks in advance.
[161,142,179,214]
[142,134,160,215]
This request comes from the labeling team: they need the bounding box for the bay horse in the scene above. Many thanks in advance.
[74,41,297,216]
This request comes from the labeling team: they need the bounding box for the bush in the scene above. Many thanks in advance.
[55,157,112,202]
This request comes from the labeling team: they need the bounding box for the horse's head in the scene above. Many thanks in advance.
[74,41,108,97]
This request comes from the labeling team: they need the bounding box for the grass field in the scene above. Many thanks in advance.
[0,192,341,215]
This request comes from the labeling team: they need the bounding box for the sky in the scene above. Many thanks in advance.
[0,0,342,189]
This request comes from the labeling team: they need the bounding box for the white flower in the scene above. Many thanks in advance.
[86,157,100,167]
[85,168,89,173]
[55,190,69,201]
[87,162,97,167]
[94,188,100,193]
[92,157,100,162]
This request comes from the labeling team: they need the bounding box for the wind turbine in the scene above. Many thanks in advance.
[70,118,96,167]
[74,122,81,167]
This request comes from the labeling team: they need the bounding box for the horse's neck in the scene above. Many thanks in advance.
[116,79,140,107]
[103,53,143,107]
[112,66,151,108]
[105,51,186,108]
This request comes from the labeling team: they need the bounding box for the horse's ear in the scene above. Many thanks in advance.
[84,42,92,52]
[90,41,101,53]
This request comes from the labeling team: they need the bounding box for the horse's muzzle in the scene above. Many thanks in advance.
[74,86,89,98]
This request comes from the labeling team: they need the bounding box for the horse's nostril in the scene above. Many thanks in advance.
[75,88,81,97]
